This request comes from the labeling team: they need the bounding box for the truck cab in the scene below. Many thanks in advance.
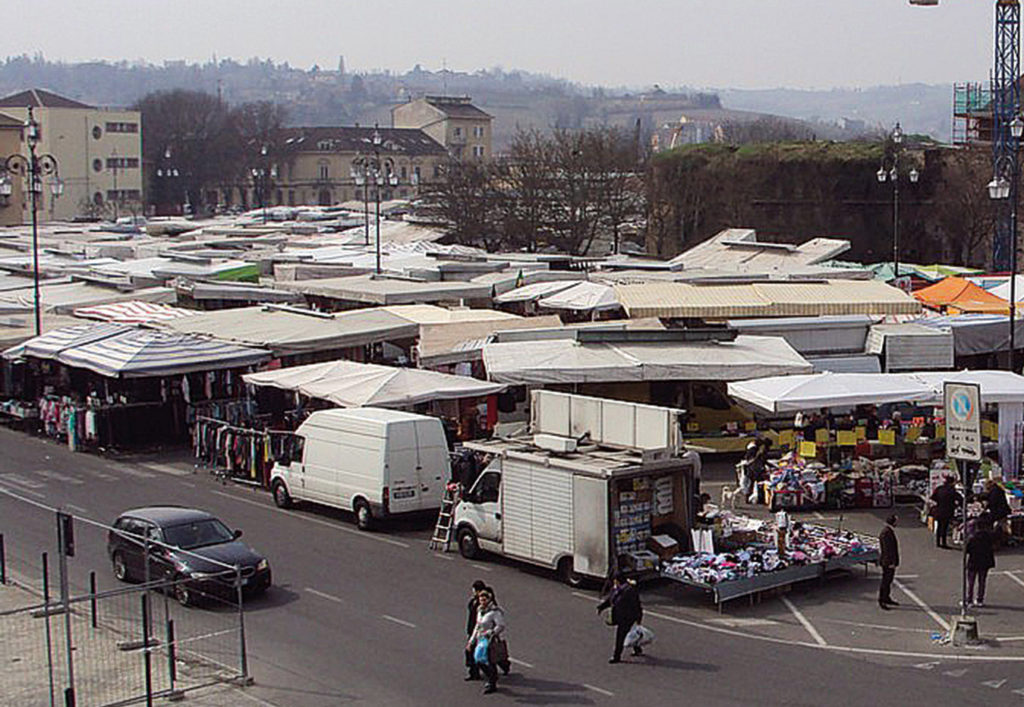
[454,461,503,556]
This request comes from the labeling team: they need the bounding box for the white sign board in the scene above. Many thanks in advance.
[944,381,981,461]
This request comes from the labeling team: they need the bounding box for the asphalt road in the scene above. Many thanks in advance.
[2,427,1024,706]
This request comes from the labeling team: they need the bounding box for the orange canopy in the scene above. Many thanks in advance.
[913,276,1010,315]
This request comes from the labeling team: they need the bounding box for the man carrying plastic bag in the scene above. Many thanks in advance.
[597,572,644,663]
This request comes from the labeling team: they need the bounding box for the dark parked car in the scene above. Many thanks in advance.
[107,506,271,606]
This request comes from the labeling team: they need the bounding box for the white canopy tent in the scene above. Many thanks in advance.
[727,372,937,414]
[538,281,620,312]
[988,275,1024,302]
[244,359,506,408]
[494,280,580,304]
[483,335,812,385]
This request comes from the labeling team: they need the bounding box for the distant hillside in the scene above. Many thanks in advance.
[718,84,953,142]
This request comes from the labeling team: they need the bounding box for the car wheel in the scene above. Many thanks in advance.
[354,500,372,531]
[558,557,584,588]
[457,527,480,560]
[112,551,132,583]
[174,581,194,608]
[272,481,292,509]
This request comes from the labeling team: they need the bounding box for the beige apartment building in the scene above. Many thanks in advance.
[0,89,142,222]
[258,126,448,208]
[392,96,493,160]
[0,112,26,227]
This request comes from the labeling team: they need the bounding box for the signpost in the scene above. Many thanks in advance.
[943,382,982,645]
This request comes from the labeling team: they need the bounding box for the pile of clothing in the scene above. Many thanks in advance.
[661,546,789,584]
[766,457,826,506]
[787,524,872,563]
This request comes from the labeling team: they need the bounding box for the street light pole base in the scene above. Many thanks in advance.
[949,615,981,646]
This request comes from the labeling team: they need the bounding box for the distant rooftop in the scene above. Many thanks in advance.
[422,95,492,120]
[278,126,446,157]
[0,88,94,110]
[668,228,851,273]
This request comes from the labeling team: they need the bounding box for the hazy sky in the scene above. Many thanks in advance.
[14,1,993,90]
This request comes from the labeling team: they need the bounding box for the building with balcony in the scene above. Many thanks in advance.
[392,96,493,160]
[0,89,142,221]
[251,126,448,209]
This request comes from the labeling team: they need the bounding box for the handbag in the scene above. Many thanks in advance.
[473,636,490,665]
[489,636,509,664]
[603,609,615,626]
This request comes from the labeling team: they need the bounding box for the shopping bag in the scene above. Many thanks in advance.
[489,637,509,664]
[623,624,644,648]
[635,625,655,647]
[474,636,490,665]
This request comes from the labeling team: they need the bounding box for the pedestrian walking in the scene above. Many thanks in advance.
[465,582,510,681]
[965,519,996,608]
[596,572,643,663]
[468,589,507,694]
[877,514,900,610]
[929,475,958,549]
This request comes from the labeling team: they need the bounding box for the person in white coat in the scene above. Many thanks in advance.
[469,590,507,694]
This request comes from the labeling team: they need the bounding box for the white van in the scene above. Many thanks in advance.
[269,408,451,529]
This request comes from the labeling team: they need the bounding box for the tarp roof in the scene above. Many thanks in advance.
[727,372,937,413]
[416,314,563,366]
[914,277,1009,314]
[277,275,492,305]
[916,313,1024,356]
[156,306,418,356]
[538,281,620,312]
[382,304,520,325]
[3,321,129,361]
[73,301,196,324]
[615,279,920,319]
[909,370,1024,405]
[988,275,1024,303]
[57,327,271,379]
[243,360,505,408]
[0,283,174,315]
[494,280,580,304]
[482,335,812,385]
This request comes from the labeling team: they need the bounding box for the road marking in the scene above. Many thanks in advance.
[913,661,940,670]
[114,466,154,479]
[138,463,190,477]
[583,684,614,697]
[471,563,493,573]
[943,668,968,677]
[707,617,779,628]
[509,657,533,669]
[995,636,1024,642]
[817,618,933,634]
[65,504,89,515]
[381,614,416,628]
[34,469,83,485]
[571,591,592,601]
[305,587,344,604]
[0,473,45,489]
[81,468,117,482]
[641,608,1024,663]
[1002,572,1024,590]
[1013,687,1024,696]
[896,574,920,579]
[781,596,827,646]
[982,679,1007,689]
[0,481,45,498]
[210,490,410,548]
[894,579,950,631]
[432,553,454,561]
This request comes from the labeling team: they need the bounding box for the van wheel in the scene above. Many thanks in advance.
[354,500,373,531]
[458,528,480,559]
[557,557,584,588]
[272,481,292,509]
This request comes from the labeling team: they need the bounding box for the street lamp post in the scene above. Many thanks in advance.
[0,106,63,337]
[876,123,919,282]
[155,146,181,216]
[250,144,275,225]
[350,126,398,276]
[988,113,1023,370]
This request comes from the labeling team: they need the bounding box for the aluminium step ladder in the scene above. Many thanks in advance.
[429,483,460,552]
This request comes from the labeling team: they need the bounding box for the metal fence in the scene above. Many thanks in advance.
[0,492,249,707]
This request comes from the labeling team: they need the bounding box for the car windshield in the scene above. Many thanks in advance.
[162,519,235,550]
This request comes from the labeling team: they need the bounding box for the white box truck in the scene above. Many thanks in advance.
[269,408,451,529]
[451,391,699,585]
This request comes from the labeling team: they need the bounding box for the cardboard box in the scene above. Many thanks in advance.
[647,534,679,561]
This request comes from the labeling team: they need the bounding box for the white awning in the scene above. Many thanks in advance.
[483,335,812,385]
[909,370,1024,405]
[244,360,505,408]
[727,372,938,414]
[495,280,580,304]
[57,328,272,378]
[538,281,620,312]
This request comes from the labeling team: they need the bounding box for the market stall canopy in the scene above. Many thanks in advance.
[0,282,174,315]
[3,321,130,361]
[494,280,580,304]
[73,301,197,324]
[538,281,620,312]
[156,305,418,357]
[483,335,811,385]
[416,315,564,367]
[913,277,1009,315]
[243,359,505,408]
[614,279,920,319]
[909,370,1024,404]
[988,275,1024,303]
[914,314,1024,356]
[0,311,83,350]
[277,274,492,306]
[56,327,271,378]
[727,372,937,414]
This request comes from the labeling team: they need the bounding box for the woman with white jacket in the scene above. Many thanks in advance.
[469,590,507,694]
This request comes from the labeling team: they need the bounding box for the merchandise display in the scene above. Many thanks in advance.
[757,454,895,511]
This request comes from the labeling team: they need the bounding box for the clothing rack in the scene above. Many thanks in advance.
[193,416,294,487]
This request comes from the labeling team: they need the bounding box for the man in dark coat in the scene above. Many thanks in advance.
[966,520,996,607]
[878,514,900,610]
[930,476,958,549]
[597,573,643,663]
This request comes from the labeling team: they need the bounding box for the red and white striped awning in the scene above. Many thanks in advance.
[74,301,196,324]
